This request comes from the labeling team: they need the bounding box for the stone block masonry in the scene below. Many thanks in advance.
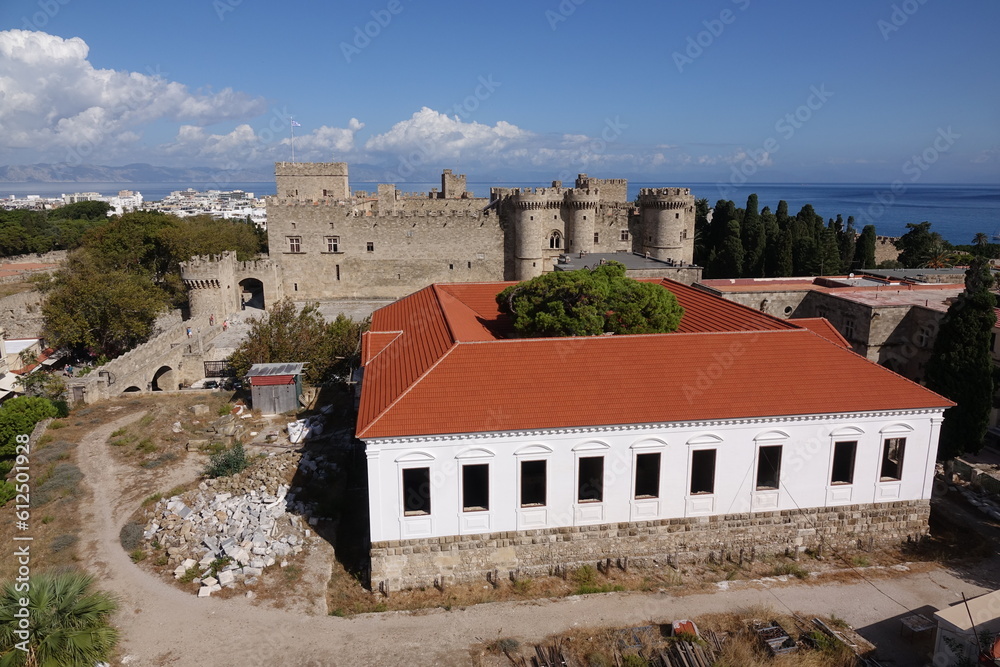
[370,500,929,592]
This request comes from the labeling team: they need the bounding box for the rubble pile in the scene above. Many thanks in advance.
[142,449,336,598]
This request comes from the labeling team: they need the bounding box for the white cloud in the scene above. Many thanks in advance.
[0,30,267,162]
[0,33,779,178]
[364,107,530,161]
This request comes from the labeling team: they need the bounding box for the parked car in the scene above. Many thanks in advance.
[203,379,219,389]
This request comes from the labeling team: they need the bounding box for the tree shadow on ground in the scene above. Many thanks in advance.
[284,385,372,590]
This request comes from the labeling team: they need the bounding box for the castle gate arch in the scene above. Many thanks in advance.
[239,278,265,310]
[123,386,142,393]
[151,365,176,392]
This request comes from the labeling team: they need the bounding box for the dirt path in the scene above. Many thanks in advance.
[76,415,993,666]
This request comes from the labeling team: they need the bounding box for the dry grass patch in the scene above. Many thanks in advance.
[474,606,869,667]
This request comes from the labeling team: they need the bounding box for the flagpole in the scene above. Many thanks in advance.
[290,117,295,163]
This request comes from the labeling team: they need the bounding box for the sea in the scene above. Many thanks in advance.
[3,180,998,244]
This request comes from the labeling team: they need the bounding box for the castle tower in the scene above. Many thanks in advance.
[511,189,562,280]
[565,189,600,254]
[638,188,696,264]
[440,169,467,198]
[274,162,349,200]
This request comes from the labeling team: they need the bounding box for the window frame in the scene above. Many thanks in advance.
[519,459,547,508]
[830,440,857,485]
[324,235,340,253]
[879,437,906,481]
[461,463,489,512]
[633,452,661,499]
[689,449,717,495]
[755,445,783,491]
[286,235,302,253]
[576,455,604,503]
[401,466,431,517]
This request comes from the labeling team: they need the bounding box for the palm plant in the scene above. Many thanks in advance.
[0,571,118,667]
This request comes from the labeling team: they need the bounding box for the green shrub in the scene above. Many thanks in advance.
[572,564,598,586]
[50,534,78,553]
[32,440,73,465]
[204,443,248,478]
[586,652,612,667]
[135,437,157,454]
[622,655,648,667]
[218,403,233,416]
[140,453,177,469]
[573,583,625,595]
[178,567,198,584]
[512,578,532,594]
[129,549,146,563]
[0,480,15,507]
[48,420,67,429]
[142,493,163,507]
[119,521,144,552]
[769,562,809,579]
[31,463,82,507]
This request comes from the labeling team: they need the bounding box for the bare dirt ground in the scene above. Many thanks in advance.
[72,413,997,666]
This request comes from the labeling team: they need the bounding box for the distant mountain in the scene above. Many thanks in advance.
[0,163,274,183]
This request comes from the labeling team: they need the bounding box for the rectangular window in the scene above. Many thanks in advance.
[756,445,783,490]
[831,441,857,485]
[577,456,604,503]
[402,467,430,516]
[366,241,374,252]
[620,229,630,241]
[880,438,905,481]
[335,264,340,281]
[593,232,600,245]
[634,452,661,499]
[325,236,340,253]
[690,449,716,495]
[844,318,856,339]
[462,464,489,512]
[287,236,301,253]
[520,460,546,506]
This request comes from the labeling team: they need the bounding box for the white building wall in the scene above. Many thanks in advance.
[365,409,944,543]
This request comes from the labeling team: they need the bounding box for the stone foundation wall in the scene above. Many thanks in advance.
[370,500,929,591]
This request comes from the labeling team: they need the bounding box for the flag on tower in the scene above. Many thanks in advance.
[291,120,301,127]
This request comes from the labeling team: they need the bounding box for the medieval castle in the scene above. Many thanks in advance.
[180,162,696,313]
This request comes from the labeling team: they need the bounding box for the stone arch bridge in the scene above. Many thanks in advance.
[66,311,223,405]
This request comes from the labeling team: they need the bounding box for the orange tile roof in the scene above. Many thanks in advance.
[792,318,852,349]
[357,281,953,439]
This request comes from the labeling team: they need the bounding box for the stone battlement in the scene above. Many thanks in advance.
[274,162,348,177]
[639,187,692,197]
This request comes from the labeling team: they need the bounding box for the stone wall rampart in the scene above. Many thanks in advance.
[0,290,46,338]
[370,500,929,591]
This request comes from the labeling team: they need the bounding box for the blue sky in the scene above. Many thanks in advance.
[1,0,997,184]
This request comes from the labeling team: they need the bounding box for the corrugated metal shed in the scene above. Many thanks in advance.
[247,363,306,378]
[247,363,305,414]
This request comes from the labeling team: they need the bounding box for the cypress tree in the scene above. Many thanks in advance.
[818,228,842,275]
[853,225,877,269]
[708,199,736,261]
[839,216,857,273]
[761,207,780,277]
[925,246,997,458]
[775,200,790,229]
[776,229,794,277]
[714,220,744,278]
[741,194,766,277]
